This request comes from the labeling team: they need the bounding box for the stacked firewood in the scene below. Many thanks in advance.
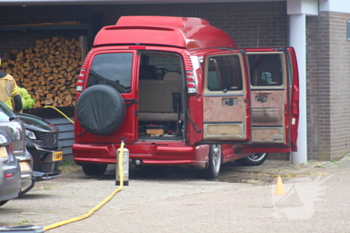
[0,36,82,107]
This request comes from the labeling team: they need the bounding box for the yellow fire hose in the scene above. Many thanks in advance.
[44,106,75,124]
[42,106,125,231]
[43,142,124,231]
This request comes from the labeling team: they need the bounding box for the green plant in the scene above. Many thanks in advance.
[19,88,35,109]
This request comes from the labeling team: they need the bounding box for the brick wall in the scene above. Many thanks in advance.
[329,12,350,159]
[307,12,350,160]
[306,14,329,160]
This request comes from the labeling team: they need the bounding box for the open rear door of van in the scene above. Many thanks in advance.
[193,49,252,144]
[241,48,299,153]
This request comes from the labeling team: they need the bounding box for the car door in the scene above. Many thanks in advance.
[196,50,252,144]
[242,48,299,153]
[74,49,138,145]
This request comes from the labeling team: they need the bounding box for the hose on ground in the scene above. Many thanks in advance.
[43,141,125,231]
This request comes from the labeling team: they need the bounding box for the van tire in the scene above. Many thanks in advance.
[0,200,8,207]
[76,85,126,135]
[235,153,268,166]
[201,144,222,179]
[82,163,108,176]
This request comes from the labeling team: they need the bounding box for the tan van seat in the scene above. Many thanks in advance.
[163,71,181,81]
[139,71,184,121]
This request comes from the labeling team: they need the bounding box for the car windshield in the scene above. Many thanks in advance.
[18,114,54,132]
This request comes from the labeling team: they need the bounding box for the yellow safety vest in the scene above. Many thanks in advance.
[0,74,20,110]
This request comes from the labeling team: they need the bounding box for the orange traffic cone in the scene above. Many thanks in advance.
[274,175,286,195]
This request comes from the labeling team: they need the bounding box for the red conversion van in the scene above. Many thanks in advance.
[73,16,299,178]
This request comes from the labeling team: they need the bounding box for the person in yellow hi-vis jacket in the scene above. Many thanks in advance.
[0,70,22,112]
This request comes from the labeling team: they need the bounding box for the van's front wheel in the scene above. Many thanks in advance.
[82,164,108,176]
[235,153,268,166]
[201,144,222,179]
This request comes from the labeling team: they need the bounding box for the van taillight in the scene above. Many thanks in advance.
[76,69,86,92]
[186,71,197,94]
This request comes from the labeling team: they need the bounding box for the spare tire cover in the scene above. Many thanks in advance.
[76,85,126,135]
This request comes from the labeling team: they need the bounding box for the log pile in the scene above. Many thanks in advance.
[0,36,82,108]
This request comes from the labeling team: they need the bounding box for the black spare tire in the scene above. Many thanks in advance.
[76,85,126,135]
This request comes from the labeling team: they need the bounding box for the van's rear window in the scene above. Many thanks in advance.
[87,53,133,93]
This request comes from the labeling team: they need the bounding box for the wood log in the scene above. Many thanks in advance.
[0,36,82,108]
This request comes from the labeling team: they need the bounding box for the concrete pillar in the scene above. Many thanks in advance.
[289,14,307,164]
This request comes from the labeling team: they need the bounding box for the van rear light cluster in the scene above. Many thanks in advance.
[76,69,86,92]
[186,71,197,94]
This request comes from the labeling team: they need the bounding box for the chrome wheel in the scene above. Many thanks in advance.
[246,153,267,162]
[235,153,269,166]
[211,144,222,174]
[201,144,222,179]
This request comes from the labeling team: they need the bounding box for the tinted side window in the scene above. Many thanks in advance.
[87,53,133,93]
[248,54,283,87]
[207,55,243,91]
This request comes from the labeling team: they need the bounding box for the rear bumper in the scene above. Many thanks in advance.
[15,152,33,190]
[72,142,210,169]
[35,147,62,180]
[34,171,62,181]
[0,167,20,202]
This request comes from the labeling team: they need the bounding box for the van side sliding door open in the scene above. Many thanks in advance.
[199,50,252,144]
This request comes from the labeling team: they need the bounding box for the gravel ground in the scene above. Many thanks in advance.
[0,156,348,232]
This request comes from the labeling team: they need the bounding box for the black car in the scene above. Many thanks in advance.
[0,102,62,182]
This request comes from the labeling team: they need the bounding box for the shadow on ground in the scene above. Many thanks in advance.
[56,158,332,185]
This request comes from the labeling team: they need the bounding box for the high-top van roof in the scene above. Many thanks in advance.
[93,16,236,49]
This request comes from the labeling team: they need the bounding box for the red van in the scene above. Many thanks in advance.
[73,16,299,178]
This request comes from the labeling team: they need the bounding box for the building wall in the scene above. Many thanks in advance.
[306,13,329,160]
[307,11,350,160]
[0,2,288,55]
[329,12,350,159]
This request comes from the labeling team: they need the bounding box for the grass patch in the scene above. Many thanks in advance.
[18,220,30,225]
[60,160,75,166]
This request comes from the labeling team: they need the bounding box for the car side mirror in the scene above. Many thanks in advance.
[9,115,18,121]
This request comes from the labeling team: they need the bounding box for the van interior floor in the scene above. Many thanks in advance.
[138,121,184,140]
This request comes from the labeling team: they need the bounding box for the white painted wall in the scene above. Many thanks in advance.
[287,0,318,16]
[320,0,350,14]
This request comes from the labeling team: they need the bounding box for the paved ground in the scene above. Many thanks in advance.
[0,156,349,232]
